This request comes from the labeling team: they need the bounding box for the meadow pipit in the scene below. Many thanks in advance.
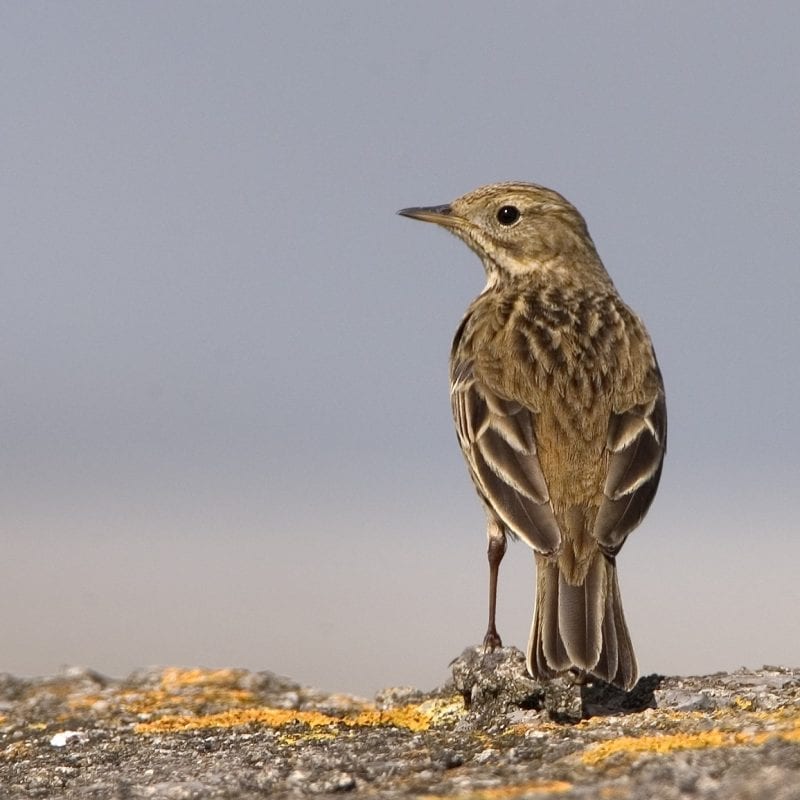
[399,183,666,690]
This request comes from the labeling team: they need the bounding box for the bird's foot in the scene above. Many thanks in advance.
[482,628,503,652]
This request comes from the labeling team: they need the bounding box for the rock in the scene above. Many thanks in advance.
[0,661,798,798]
[449,645,544,716]
[374,684,424,709]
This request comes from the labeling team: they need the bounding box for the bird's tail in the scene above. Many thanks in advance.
[527,550,638,691]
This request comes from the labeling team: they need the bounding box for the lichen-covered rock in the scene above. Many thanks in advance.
[0,661,798,798]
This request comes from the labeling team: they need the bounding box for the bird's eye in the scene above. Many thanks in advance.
[496,205,520,226]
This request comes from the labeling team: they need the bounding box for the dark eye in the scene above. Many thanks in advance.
[496,205,520,226]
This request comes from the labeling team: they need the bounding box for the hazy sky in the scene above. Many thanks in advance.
[2,3,799,697]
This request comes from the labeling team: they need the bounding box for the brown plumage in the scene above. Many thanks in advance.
[399,182,666,690]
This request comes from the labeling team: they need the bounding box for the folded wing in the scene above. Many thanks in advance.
[451,359,562,554]
[594,388,667,552]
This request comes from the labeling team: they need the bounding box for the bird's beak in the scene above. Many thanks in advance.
[397,204,461,229]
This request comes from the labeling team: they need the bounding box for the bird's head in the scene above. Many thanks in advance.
[399,182,607,286]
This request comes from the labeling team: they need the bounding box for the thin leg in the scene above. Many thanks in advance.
[483,518,507,651]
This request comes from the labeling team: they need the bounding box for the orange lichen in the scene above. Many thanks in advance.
[159,667,245,688]
[137,707,342,734]
[360,697,466,728]
[120,668,259,717]
[67,694,106,711]
[598,787,629,799]
[63,668,260,718]
[584,730,738,765]
[421,780,572,799]
[582,711,800,766]
[278,730,339,745]
[135,697,464,735]
[1,741,31,761]
[123,687,256,715]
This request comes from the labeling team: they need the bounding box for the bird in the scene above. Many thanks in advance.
[398,182,666,691]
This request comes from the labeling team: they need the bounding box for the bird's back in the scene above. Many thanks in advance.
[452,273,663,564]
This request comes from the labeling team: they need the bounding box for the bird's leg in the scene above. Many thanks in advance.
[483,518,507,651]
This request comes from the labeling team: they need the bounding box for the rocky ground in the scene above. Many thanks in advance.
[1,648,799,799]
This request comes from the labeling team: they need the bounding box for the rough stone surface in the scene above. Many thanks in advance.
[1,650,799,799]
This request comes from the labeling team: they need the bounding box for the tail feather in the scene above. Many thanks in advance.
[602,562,637,689]
[527,551,638,690]
[557,552,605,669]
[597,578,620,680]
[533,559,570,676]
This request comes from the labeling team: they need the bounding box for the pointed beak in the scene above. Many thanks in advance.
[397,204,460,228]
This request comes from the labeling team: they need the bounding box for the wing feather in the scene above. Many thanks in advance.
[595,389,667,552]
[451,359,562,554]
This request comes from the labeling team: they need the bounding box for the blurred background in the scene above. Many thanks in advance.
[2,3,798,697]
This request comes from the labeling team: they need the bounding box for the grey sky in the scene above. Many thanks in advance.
[2,3,799,696]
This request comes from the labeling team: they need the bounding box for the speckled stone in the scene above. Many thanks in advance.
[1,659,799,798]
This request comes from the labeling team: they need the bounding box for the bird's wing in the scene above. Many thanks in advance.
[594,386,667,553]
[451,358,562,553]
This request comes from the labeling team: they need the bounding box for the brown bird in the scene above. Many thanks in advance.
[398,182,666,690]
